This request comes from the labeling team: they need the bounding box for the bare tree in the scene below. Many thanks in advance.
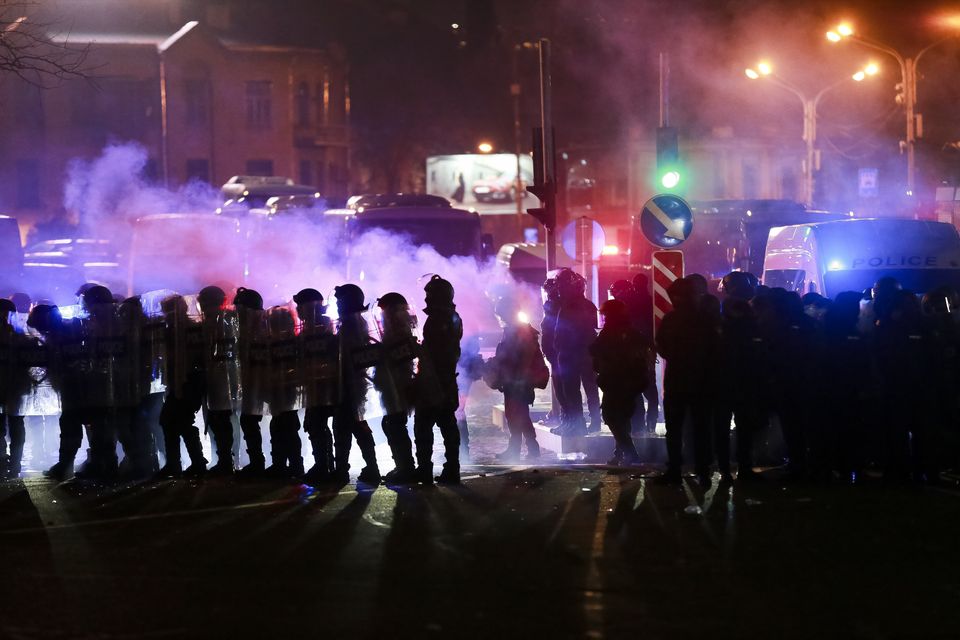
[0,1,89,87]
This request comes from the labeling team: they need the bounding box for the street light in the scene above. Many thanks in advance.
[826,21,958,196]
[745,59,879,206]
[477,141,494,154]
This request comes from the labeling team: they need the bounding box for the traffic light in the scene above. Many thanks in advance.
[656,126,682,191]
[526,185,556,229]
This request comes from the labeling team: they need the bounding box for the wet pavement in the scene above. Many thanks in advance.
[2,386,960,638]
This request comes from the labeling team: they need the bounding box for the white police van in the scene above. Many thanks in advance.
[762,218,960,298]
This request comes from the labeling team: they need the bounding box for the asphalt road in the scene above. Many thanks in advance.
[3,384,960,639]
[3,460,960,640]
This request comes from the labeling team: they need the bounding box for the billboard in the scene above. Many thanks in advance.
[426,153,535,215]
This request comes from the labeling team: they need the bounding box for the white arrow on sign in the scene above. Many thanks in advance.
[647,199,686,240]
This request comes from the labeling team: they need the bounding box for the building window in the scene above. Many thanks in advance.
[246,159,273,176]
[781,166,798,200]
[296,82,310,127]
[299,160,312,186]
[245,81,272,130]
[185,78,210,126]
[186,159,210,183]
[16,160,41,209]
[316,80,327,125]
[712,153,725,197]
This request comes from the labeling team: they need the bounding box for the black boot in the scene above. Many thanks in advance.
[354,425,381,486]
[496,433,522,462]
[239,414,265,476]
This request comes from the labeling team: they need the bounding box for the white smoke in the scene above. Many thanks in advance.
[54,142,539,337]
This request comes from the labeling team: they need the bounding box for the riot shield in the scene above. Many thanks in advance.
[267,306,302,414]
[115,300,147,407]
[297,300,339,410]
[141,290,175,394]
[237,307,268,416]
[200,307,240,412]
[162,296,197,402]
[12,325,59,417]
[55,318,89,411]
[84,302,125,409]
[371,304,417,416]
[338,310,375,421]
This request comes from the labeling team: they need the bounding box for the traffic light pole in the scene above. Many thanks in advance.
[538,37,556,272]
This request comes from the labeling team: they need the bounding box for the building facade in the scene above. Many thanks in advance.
[0,19,350,229]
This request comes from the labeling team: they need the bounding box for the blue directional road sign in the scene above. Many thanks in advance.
[640,194,693,248]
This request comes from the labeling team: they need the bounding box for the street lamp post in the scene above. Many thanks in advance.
[827,23,957,196]
[745,61,878,206]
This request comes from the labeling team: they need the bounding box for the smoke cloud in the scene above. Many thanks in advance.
[56,142,537,337]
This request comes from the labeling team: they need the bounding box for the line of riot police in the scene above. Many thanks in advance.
[0,275,465,486]
[653,271,960,485]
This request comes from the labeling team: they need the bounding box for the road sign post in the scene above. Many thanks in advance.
[561,216,605,306]
[652,250,684,336]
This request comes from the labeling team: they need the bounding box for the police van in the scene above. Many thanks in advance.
[762,218,960,298]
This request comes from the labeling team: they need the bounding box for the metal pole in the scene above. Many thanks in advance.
[512,46,523,218]
[905,57,916,196]
[804,99,816,207]
[538,38,556,272]
[659,52,670,128]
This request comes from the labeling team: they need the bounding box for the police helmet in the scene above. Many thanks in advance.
[197,285,226,310]
[81,285,114,306]
[608,279,633,300]
[292,288,323,306]
[234,287,264,311]
[334,283,367,314]
[720,271,756,300]
[424,275,455,305]
[599,298,628,319]
[27,304,60,333]
[377,292,409,309]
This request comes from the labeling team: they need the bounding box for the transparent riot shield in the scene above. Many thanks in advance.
[115,300,146,408]
[84,302,124,409]
[141,290,175,395]
[14,323,60,417]
[338,309,376,421]
[371,304,418,416]
[297,300,339,410]
[55,317,89,411]
[200,307,240,412]
[237,307,268,417]
[161,296,196,402]
[267,306,302,414]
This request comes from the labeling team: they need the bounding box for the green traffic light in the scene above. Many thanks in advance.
[660,170,681,189]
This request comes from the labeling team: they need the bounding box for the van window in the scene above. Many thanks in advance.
[764,269,805,292]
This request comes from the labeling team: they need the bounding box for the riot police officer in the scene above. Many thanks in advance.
[197,286,240,475]
[656,277,717,484]
[591,299,652,465]
[78,285,121,481]
[295,288,338,484]
[332,284,381,485]
[234,287,268,476]
[413,275,463,485]
[373,292,418,483]
[265,305,304,479]
[484,297,548,462]
[551,269,599,437]
[156,294,206,478]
